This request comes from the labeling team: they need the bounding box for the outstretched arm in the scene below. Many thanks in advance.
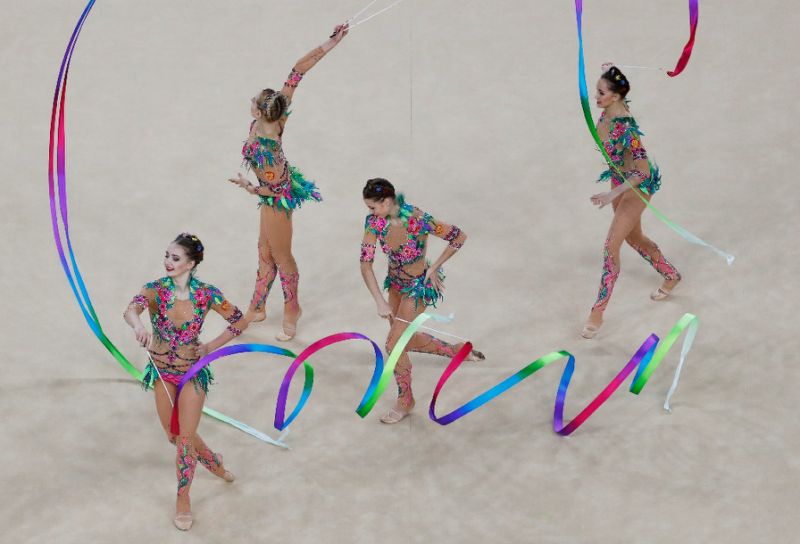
[280,23,349,102]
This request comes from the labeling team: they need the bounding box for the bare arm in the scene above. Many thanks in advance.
[193,293,248,358]
[359,227,392,319]
[280,23,349,101]
[420,211,467,288]
[123,289,153,348]
[228,172,280,197]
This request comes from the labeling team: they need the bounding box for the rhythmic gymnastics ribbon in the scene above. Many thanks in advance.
[575,0,734,265]
[170,333,385,434]
[668,0,699,77]
[173,313,697,437]
[365,313,699,435]
[49,0,287,449]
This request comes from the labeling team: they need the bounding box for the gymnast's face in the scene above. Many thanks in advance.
[164,243,196,278]
[364,197,393,217]
[595,78,619,108]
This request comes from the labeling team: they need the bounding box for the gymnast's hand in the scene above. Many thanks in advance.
[591,191,615,209]
[425,268,445,294]
[191,343,210,359]
[329,23,349,42]
[228,173,254,192]
[376,299,393,320]
[133,324,152,349]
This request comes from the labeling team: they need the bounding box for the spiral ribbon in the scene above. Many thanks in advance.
[575,0,734,265]
[171,312,698,437]
[364,313,699,435]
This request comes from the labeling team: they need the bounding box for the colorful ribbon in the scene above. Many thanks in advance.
[177,313,697,437]
[49,0,287,449]
[668,0,699,77]
[575,0,733,265]
[170,333,385,433]
[382,313,698,435]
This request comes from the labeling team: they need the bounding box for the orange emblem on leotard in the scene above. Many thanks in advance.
[631,139,640,148]
[434,224,445,235]
[220,301,230,311]
[264,171,275,181]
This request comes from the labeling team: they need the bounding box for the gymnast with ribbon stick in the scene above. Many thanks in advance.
[123,233,248,531]
[359,178,485,424]
[582,64,682,339]
[228,23,349,342]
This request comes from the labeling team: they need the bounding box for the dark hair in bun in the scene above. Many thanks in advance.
[601,66,631,98]
[362,178,396,200]
[173,232,204,268]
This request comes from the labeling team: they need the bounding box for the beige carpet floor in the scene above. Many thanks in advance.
[2,1,797,542]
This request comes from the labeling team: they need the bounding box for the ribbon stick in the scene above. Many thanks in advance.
[49,0,286,448]
[575,0,733,265]
[347,0,379,24]
[347,0,407,30]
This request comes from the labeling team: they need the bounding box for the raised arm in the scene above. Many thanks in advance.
[280,23,349,102]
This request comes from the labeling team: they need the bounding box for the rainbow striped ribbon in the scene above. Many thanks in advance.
[369,313,699,435]
[173,313,698,436]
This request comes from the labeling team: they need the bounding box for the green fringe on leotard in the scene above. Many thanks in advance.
[141,361,213,394]
[258,166,322,212]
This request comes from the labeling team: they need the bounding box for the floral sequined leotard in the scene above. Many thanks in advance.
[360,195,466,308]
[125,276,244,393]
[241,70,321,212]
[596,111,661,195]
